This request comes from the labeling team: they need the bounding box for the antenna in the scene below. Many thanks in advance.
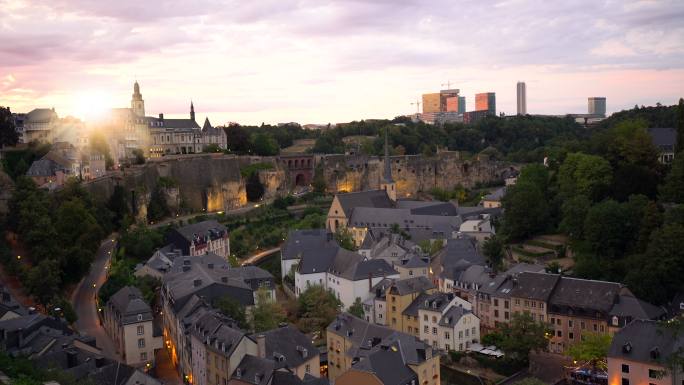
[410,99,421,114]
[441,80,453,89]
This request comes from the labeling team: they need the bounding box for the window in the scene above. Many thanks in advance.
[505,312,510,320]
[424,315,428,321]
[459,343,463,351]
[137,325,144,335]
[465,329,470,337]
[459,331,463,338]
[494,299,499,306]
[494,310,499,317]
[622,379,629,385]
[569,332,574,340]
[594,324,598,332]
[432,327,437,335]
[557,318,561,325]
[472,327,476,335]
[622,364,629,373]
[392,306,396,312]
[600,325,605,332]
[140,352,147,361]
[137,314,143,321]
[306,364,311,373]
[445,332,451,339]
[524,300,529,307]
[446,344,451,351]
[539,315,544,321]
[581,321,586,329]
[392,318,397,325]
[424,326,429,333]
[551,317,555,324]
[569,320,573,328]
[540,303,544,309]
[432,316,437,323]
[649,369,658,379]
[138,338,146,348]
[515,299,520,305]
[557,330,562,337]
[504,300,509,309]
[531,301,536,308]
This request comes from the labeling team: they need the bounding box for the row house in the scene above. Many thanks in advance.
[416,292,480,352]
[327,312,441,385]
[476,272,665,354]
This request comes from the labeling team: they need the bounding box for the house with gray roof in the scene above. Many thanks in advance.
[166,219,230,258]
[648,127,677,163]
[607,320,684,385]
[103,286,162,367]
[327,313,440,385]
[280,229,338,282]
[415,292,480,352]
[481,186,506,208]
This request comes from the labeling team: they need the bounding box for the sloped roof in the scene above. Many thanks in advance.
[549,276,620,313]
[647,127,676,149]
[231,355,275,385]
[172,220,227,242]
[26,158,67,177]
[509,272,560,302]
[108,286,153,325]
[440,236,485,270]
[26,108,58,122]
[281,229,337,261]
[388,276,434,296]
[608,319,683,364]
[483,187,506,202]
[351,347,417,385]
[259,325,317,370]
[328,251,397,281]
[336,190,393,216]
[438,305,469,327]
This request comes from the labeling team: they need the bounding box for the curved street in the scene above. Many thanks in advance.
[71,235,119,360]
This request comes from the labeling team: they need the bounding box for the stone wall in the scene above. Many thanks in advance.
[83,152,514,213]
[318,151,513,198]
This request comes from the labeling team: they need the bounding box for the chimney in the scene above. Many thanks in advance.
[159,113,164,120]
[66,350,78,368]
[257,334,266,358]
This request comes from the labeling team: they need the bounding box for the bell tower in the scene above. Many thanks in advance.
[190,101,196,122]
[379,126,396,201]
[131,81,145,117]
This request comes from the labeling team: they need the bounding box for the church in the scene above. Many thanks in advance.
[108,82,227,160]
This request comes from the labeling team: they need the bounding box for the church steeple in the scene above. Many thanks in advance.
[380,126,396,201]
[131,81,145,117]
[190,101,195,122]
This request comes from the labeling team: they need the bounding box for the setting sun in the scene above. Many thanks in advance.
[71,91,115,122]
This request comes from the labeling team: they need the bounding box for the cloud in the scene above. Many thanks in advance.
[1,0,683,122]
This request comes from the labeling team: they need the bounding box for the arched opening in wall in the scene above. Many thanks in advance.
[295,173,306,186]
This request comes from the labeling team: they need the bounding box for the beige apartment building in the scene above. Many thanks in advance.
[103,286,162,367]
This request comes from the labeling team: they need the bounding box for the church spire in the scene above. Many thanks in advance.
[190,101,195,122]
[384,126,393,183]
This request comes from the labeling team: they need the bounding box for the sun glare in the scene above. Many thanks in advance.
[72,91,115,122]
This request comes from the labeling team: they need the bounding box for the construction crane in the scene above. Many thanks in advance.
[410,99,422,114]
[441,80,453,90]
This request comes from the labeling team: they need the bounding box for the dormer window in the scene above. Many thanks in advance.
[622,342,632,354]
[612,316,619,326]
[137,314,143,321]
[650,347,660,360]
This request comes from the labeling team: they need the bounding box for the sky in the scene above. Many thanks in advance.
[1,0,684,125]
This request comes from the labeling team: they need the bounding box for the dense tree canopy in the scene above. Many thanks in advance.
[0,106,18,148]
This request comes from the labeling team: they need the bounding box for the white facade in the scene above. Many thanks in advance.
[281,258,299,282]
[294,271,327,296]
[190,236,230,259]
[327,272,399,310]
[418,304,480,352]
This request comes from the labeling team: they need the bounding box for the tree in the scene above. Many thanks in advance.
[117,226,164,261]
[348,297,364,318]
[89,131,113,169]
[131,148,145,165]
[518,164,550,196]
[481,331,505,347]
[660,153,684,203]
[251,133,279,156]
[147,185,170,222]
[296,285,341,334]
[25,259,61,309]
[107,185,129,230]
[498,312,550,363]
[583,199,637,259]
[224,125,252,154]
[625,224,684,305]
[251,288,286,332]
[202,143,221,153]
[501,182,550,240]
[677,98,684,154]
[312,164,327,194]
[482,236,504,271]
[566,332,612,371]
[245,172,265,202]
[558,153,612,202]
[0,106,18,148]
[334,228,356,251]
[214,296,248,329]
[559,195,592,240]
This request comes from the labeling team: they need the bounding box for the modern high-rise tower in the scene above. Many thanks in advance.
[475,92,496,115]
[588,97,606,117]
[517,82,527,115]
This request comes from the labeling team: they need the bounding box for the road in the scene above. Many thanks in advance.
[149,200,272,229]
[240,247,281,266]
[72,235,119,360]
